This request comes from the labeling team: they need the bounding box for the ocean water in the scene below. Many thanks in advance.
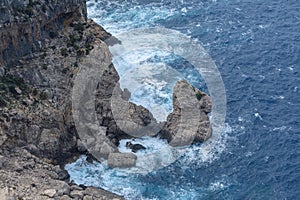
[66,0,300,199]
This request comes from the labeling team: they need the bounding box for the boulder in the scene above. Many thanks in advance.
[126,142,146,153]
[159,80,212,146]
[107,153,137,168]
[42,189,57,198]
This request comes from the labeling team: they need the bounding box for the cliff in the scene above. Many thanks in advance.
[0,0,213,198]
[0,0,87,67]
[0,0,124,199]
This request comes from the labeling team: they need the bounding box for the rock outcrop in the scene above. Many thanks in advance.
[159,80,212,146]
[0,0,127,199]
[0,147,124,200]
[107,153,137,168]
[0,0,213,198]
[0,0,87,67]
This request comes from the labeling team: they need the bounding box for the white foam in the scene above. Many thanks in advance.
[115,60,183,122]
[87,0,177,35]
[66,122,233,199]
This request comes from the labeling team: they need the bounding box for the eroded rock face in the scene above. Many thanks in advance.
[0,0,130,198]
[0,148,124,200]
[0,0,87,67]
[159,80,212,146]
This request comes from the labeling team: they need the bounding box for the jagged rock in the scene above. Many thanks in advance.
[107,153,137,168]
[43,189,57,198]
[0,67,5,77]
[61,195,72,200]
[77,139,87,153]
[0,155,6,169]
[0,0,87,67]
[56,181,71,196]
[126,142,146,153]
[14,87,22,95]
[70,190,84,198]
[83,195,93,200]
[159,80,212,146]
[109,84,162,139]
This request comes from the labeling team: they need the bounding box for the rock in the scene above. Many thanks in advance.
[77,139,87,153]
[71,185,83,191]
[159,80,212,146]
[14,161,23,172]
[70,190,84,199]
[60,195,72,200]
[14,87,22,95]
[43,189,57,198]
[0,127,7,147]
[0,188,8,200]
[83,195,93,200]
[25,144,40,156]
[108,85,162,138]
[55,181,70,196]
[107,153,137,168]
[42,109,51,116]
[0,1,87,67]
[83,186,124,199]
[22,98,33,105]
[126,142,146,153]
[121,88,131,101]
[0,155,7,168]
[0,67,5,77]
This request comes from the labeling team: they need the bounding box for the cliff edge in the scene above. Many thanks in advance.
[0,0,124,199]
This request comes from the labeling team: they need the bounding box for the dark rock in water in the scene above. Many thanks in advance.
[126,142,146,153]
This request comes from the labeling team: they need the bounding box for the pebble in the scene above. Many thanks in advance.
[15,87,22,95]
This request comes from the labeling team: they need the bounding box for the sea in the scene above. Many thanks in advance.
[65,0,300,199]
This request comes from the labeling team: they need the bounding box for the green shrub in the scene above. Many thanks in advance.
[61,48,68,57]
[196,91,204,100]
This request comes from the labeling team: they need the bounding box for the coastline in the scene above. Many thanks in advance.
[0,0,124,199]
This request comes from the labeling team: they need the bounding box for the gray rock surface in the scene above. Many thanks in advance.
[159,80,212,146]
[0,148,124,200]
[0,0,125,199]
[0,0,87,67]
[107,153,137,168]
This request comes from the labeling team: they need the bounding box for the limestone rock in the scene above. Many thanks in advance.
[159,80,212,146]
[0,0,127,199]
[43,189,57,198]
[70,190,84,199]
[107,153,137,168]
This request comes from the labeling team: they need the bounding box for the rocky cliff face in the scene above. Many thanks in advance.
[159,80,212,146]
[0,0,125,199]
[0,0,87,67]
[0,0,213,198]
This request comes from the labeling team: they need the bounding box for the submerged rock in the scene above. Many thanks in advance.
[159,80,212,146]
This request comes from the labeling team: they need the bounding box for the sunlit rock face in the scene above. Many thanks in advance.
[159,80,212,146]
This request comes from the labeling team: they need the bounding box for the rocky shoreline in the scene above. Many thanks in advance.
[0,0,124,199]
[0,0,212,199]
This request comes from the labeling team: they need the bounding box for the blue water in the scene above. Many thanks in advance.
[66,0,300,199]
